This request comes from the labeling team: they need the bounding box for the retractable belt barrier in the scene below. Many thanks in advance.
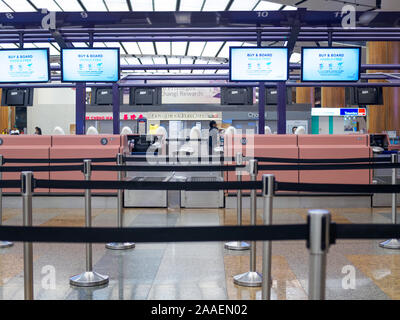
[2,157,117,164]
[0,165,83,172]
[1,223,400,244]
[3,179,400,193]
[92,164,245,172]
[35,179,263,191]
[254,156,391,163]
[258,163,400,171]
[0,224,308,243]
[123,155,391,164]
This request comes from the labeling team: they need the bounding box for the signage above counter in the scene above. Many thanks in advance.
[85,112,222,121]
[311,108,366,117]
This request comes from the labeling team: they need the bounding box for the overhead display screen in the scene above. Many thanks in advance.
[229,47,289,82]
[61,48,120,82]
[0,48,50,83]
[301,47,361,82]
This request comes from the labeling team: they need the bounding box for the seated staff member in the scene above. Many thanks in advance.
[10,126,20,135]
[208,120,222,156]
[34,127,42,135]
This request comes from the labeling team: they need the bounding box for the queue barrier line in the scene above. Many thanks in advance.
[2,157,117,164]
[2,179,400,193]
[3,168,400,300]
[0,161,398,173]
[276,181,400,194]
[254,156,391,164]
[0,165,83,172]
[35,179,263,191]
[92,164,245,172]
[1,222,400,246]
[0,224,308,244]
[257,163,400,171]
[123,155,391,164]
[93,162,400,172]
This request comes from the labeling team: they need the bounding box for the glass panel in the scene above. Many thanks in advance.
[202,0,229,11]
[130,0,153,11]
[81,0,107,11]
[105,0,129,11]
[3,0,36,11]
[31,0,62,11]
[229,0,258,11]
[56,0,84,11]
[154,0,176,11]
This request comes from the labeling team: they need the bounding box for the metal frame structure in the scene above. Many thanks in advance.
[0,10,398,134]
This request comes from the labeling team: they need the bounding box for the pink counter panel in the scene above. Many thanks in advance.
[50,135,123,194]
[298,134,371,184]
[0,135,51,193]
[224,134,299,193]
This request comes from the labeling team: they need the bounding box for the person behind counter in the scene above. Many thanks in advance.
[34,127,42,135]
[208,120,221,156]
[10,126,20,135]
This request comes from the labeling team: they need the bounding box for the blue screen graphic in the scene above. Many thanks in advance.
[230,47,288,81]
[0,49,49,83]
[302,48,360,81]
[62,49,119,82]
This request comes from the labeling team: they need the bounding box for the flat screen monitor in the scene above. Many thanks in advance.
[229,47,289,82]
[0,48,50,83]
[61,48,120,82]
[301,47,361,82]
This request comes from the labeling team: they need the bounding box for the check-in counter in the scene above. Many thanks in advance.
[0,135,51,193]
[298,134,371,184]
[224,134,299,194]
[49,135,126,194]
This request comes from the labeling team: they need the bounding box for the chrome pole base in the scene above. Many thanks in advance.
[224,241,250,251]
[233,271,263,287]
[0,241,13,248]
[379,239,400,249]
[105,242,135,250]
[70,271,109,287]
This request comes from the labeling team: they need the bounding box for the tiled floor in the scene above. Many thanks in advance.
[0,204,398,299]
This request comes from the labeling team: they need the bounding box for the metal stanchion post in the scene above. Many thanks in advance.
[233,159,262,287]
[0,155,13,248]
[307,209,331,300]
[106,154,135,250]
[21,171,34,300]
[380,152,400,249]
[261,174,274,300]
[70,159,109,287]
[225,152,250,251]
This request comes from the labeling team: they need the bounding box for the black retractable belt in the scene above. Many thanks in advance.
[0,165,84,172]
[35,179,263,191]
[0,180,21,189]
[3,157,116,164]
[91,164,245,172]
[276,181,400,194]
[255,156,391,164]
[0,224,309,243]
[258,163,400,171]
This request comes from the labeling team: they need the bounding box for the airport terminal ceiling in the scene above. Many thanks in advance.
[0,0,397,80]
